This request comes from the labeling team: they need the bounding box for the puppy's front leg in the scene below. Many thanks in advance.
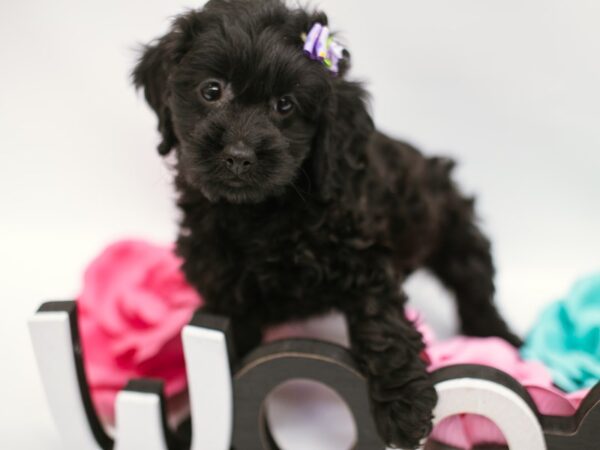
[345,282,437,449]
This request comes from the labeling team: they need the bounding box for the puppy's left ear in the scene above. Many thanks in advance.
[296,12,374,200]
[310,78,374,201]
[133,12,202,156]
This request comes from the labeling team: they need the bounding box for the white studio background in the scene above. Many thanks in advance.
[1,1,599,449]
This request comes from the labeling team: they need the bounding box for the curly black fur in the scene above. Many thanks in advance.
[133,1,521,447]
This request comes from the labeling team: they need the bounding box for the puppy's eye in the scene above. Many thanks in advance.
[201,81,222,102]
[275,96,295,115]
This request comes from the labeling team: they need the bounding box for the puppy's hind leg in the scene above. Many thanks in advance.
[426,193,522,346]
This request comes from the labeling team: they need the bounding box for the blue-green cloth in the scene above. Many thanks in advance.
[521,273,600,392]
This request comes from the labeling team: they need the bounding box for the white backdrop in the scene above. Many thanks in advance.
[1,1,599,449]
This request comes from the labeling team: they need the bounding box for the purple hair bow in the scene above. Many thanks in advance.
[302,23,346,74]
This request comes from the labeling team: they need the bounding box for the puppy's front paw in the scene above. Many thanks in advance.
[370,377,437,449]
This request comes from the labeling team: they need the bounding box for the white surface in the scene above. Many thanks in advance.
[115,392,169,450]
[28,312,102,450]
[182,325,233,450]
[1,0,599,449]
[426,378,546,450]
[266,379,358,450]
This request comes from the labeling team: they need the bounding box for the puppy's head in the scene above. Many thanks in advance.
[134,0,371,204]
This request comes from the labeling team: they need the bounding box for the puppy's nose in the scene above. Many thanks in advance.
[223,144,256,176]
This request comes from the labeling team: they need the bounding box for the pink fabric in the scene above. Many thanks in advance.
[406,310,590,448]
[78,240,203,424]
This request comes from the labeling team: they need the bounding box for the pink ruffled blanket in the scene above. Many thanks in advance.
[78,240,589,448]
[409,311,588,448]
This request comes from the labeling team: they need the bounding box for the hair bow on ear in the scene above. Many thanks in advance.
[302,23,346,74]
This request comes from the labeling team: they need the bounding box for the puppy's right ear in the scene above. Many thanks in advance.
[133,13,201,156]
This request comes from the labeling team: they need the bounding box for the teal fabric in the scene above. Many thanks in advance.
[521,274,600,392]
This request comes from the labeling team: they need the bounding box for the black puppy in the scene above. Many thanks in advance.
[134,0,520,447]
